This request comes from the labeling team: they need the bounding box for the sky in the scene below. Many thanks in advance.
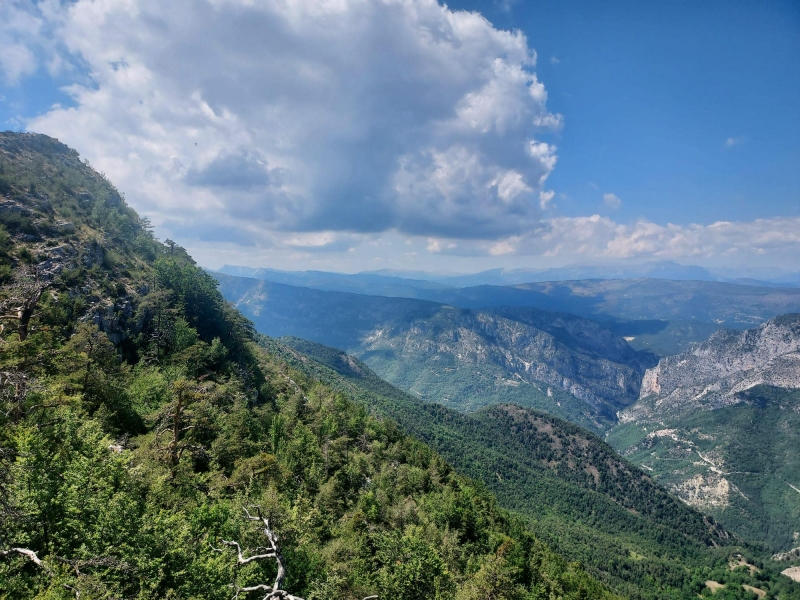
[1,0,799,273]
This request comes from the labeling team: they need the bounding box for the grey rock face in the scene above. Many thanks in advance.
[54,220,75,233]
[91,297,139,345]
[82,240,105,267]
[358,306,651,416]
[37,244,76,280]
[621,314,800,423]
[0,199,30,214]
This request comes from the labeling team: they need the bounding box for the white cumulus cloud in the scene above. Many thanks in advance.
[428,215,800,265]
[538,189,555,209]
[603,192,622,209]
[178,215,800,270]
[20,0,561,246]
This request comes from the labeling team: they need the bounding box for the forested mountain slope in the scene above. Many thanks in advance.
[0,132,618,599]
[610,386,800,553]
[215,273,656,431]
[273,337,800,599]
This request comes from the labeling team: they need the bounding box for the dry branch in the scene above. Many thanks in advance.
[0,547,48,570]
[1,547,126,599]
[0,266,49,341]
[213,506,305,600]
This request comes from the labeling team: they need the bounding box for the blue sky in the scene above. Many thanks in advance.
[1,0,799,272]
[451,0,800,224]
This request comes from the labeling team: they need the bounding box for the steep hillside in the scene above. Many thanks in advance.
[0,132,620,599]
[426,279,800,355]
[273,337,800,599]
[609,386,800,553]
[621,314,800,424]
[609,315,800,552]
[215,274,655,431]
[356,304,656,430]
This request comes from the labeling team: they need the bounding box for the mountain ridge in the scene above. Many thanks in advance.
[623,313,800,424]
[220,262,800,288]
[609,314,800,552]
[215,273,658,430]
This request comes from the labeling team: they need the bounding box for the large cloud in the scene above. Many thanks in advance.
[1,1,49,84]
[24,0,560,243]
[169,215,800,271]
[426,215,800,264]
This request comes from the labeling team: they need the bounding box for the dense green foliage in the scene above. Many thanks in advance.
[608,385,800,552]
[275,337,800,599]
[0,133,621,598]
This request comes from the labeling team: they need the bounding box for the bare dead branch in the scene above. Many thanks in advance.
[233,584,272,598]
[54,555,131,576]
[216,539,276,566]
[0,369,36,421]
[0,547,47,568]
[62,582,81,599]
[0,547,55,580]
[1,548,131,599]
[214,506,308,600]
[0,265,50,341]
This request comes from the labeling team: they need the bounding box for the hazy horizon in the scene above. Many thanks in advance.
[213,260,800,286]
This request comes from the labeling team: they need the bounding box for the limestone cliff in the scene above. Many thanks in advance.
[622,314,800,423]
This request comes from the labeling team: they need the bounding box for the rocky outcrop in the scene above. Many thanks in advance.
[359,307,652,416]
[773,547,800,562]
[214,275,655,426]
[622,314,800,423]
[82,239,105,267]
[91,297,138,345]
[37,243,76,280]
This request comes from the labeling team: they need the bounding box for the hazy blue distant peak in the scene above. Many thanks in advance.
[220,262,800,289]
[217,265,260,278]
[215,264,454,296]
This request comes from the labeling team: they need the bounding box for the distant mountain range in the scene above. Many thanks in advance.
[214,273,657,431]
[216,265,800,329]
[215,272,800,427]
[218,260,800,289]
